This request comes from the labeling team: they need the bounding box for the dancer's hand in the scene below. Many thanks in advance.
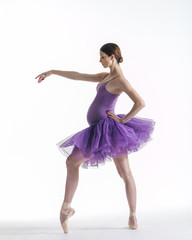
[35,70,53,83]
[106,111,125,124]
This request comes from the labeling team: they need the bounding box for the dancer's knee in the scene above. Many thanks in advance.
[122,170,133,182]
[113,155,133,181]
[66,154,81,169]
[66,148,89,169]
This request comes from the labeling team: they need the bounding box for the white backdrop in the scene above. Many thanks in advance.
[0,0,191,223]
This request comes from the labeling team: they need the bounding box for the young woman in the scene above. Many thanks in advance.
[35,43,155,233]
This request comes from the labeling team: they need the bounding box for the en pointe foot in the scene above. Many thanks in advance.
[128,212,138,230]
[60,207,75,233]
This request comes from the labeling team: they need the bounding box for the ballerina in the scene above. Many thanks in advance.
[35,42,155,233]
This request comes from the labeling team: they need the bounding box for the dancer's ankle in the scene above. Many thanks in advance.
[129,211,136,217]
[61,201,71,210]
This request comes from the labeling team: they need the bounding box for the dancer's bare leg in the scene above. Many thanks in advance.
[64,150,89,203]
[113,154,138,228]
[60,149,89,233]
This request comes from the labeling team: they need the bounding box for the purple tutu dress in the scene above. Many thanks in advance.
[56,78,156,169]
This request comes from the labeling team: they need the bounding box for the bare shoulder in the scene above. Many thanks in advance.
[117,77,133,89]
[117,77,145,105]
[78,72,109,83]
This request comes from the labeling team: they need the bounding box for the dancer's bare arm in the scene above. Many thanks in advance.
[35,70,108,83]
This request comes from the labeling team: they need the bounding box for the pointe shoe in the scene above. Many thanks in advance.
[128,212,138,230]
[60,207,75,233]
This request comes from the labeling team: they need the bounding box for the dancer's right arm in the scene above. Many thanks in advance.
[52,70,108,83]
[35,70,108,83]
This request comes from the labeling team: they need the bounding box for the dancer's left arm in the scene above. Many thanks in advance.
[107,78,145,124]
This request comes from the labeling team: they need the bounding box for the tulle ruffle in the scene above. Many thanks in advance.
[56,114,156,169]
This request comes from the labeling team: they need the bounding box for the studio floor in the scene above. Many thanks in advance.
[0,209,192,240]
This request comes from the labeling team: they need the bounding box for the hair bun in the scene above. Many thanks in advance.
[119,56,123,63]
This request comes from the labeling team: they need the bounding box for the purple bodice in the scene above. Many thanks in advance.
[86,80,120,125]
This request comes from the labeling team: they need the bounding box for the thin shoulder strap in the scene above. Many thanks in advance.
[105,75,118,84]
[97,74,118,88]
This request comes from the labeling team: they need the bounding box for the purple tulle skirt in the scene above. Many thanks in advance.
[56,114,156,169]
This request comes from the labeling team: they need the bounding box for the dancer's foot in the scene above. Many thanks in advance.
[60,206,75,233]
[128,212,138,230]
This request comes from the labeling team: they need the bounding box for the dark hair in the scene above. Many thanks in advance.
[100,43,123,64]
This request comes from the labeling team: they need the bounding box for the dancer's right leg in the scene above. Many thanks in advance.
[60,149,89,233]
[64,148,89,203]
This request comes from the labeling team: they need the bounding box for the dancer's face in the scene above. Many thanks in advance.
[99,50,113,68]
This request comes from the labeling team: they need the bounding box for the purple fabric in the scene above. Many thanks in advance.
[56,79,156,169]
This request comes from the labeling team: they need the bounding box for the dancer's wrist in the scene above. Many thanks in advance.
[120,118,126,124]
